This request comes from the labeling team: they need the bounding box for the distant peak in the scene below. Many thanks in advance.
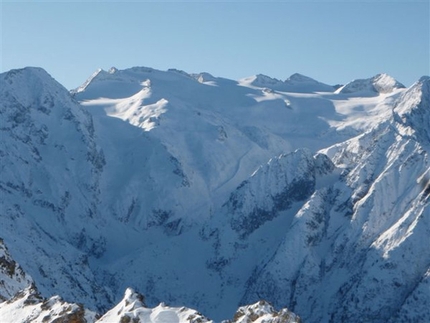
[1,66,70,106]
[3,67,53,83]
[372,73,405,93]
[256,73,275,78]
[285,73,319,83]
[122,288,146,308]
[167,68,192,78]
[240,74,284,88]
[255,73,283,83]
[336,73,405,95]
[393,74,430,119]
[233,300,301,322]
[239,73,334,93]
[419,75,430,82]
[191,72,217,84]
[71,68,106,94]
[108,67,118,74]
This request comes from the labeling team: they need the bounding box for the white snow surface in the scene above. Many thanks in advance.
[0,285,97,323]
[231,300,300,323]
[1,66,430,323]
[0,279,299,323]
[97,288,213,323]
[336,73,405,95]
[239,72,335,93]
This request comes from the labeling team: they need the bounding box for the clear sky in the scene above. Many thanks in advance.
[1,0,429,90]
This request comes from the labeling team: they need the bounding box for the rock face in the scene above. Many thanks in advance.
[0,285,96,323]
[241,76,430,322]
[0,239,33,302]
[0,67,111,311]
[226,150,333,238]
[229,300,300,323]
[0,238,95,323]
[1,66,429,322]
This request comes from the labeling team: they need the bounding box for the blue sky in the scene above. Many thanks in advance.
[1,1,429,89]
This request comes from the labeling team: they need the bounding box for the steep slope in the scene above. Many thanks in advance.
[0,237,96,322]
[0,67,111,310]
[96,288,213,323]
[336,73,405,96]
[0,285,97,323]
[225,150,335,238]
[75,67,402,202]
[72,66,389,318]
[0,239,300,323]
[230,300,301,323]
[1,286,299,323]
[240,76,430,322]
[0,239,33,302]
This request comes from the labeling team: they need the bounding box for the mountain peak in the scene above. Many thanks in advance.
[97,288,213,323]
[285,73,319,83]
[108,66,118,74]
[336,73,405,95]
[240,74,284,88]
[284,73,334,92]
[191,72,217,84]
[4,66,50,78]
[372,73,405,93]
[2,67,57,90]
[1,66,75,110]
[71,68,105,94]
[239,73,334,92]
[232,300,300,323]
[393,74,430,140]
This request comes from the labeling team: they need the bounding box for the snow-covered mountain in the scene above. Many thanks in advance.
[239,72,335,93]
[0,238,299,322]
[336,73,405,96]
[0,66,429,322]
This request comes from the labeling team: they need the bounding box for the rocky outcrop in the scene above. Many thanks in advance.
[229,300,300,323]
[0,238,33,302]
[226,149,334,238]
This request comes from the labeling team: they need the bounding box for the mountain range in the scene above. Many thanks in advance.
[0,66,429,322]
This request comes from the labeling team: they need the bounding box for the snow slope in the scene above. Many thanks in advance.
[96,288,213,323]
[0,240,299,322]
[336,73,405,96]
[1,66,429,322]
[0,285,97,323]
[242,76,430,322]
[0,239,33,302]
[239,72,335,93]
[0,67,111,310]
